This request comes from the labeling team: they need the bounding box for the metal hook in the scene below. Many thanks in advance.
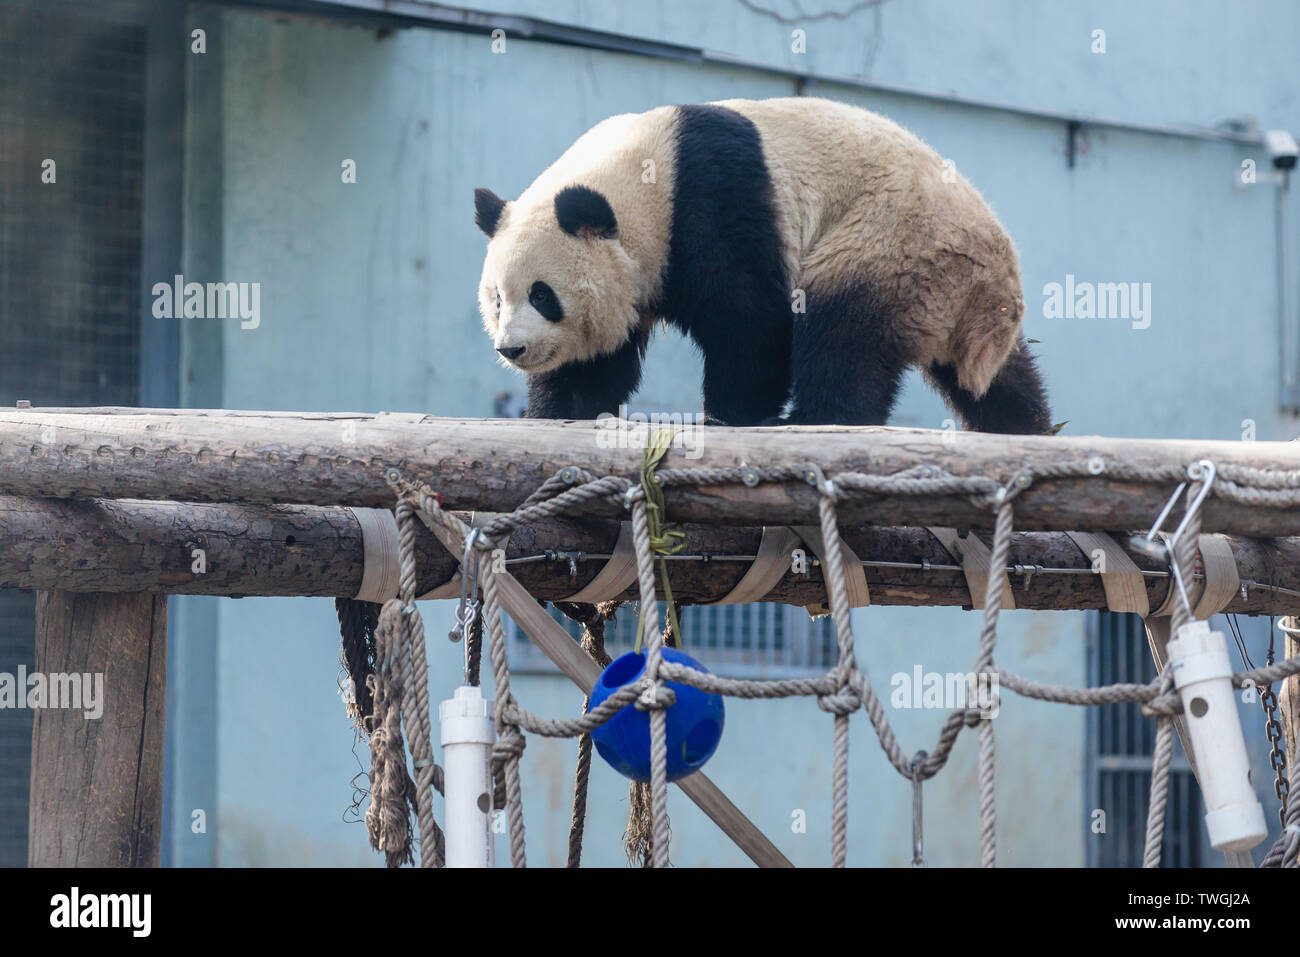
[450,528,484,646]
[1168,460,1216,544]
[1132,482,1188,557]
[1165,461,1216,619]
[1128,460,1216,620]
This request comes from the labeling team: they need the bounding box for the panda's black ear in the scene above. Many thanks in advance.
[474,188,507,237]
[555,185,618,240]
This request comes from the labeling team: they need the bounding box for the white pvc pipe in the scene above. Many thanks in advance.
[1167,621,1268,854]
[439,685,496,867]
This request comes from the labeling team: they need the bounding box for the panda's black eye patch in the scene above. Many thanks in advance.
[528,281,563,322]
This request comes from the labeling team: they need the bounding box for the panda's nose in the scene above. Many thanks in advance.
[496,345,526,360]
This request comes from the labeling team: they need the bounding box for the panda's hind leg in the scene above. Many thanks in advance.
[925,338,1052,434]
[781,281,907,426]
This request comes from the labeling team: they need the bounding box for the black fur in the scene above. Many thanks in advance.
[554,185,618,239]
[524,326,649,419]
[528,281,563,323]
[782,279,905,425]
[474,188,505,237]
[925,340,1052,434]
[650,104,792,425]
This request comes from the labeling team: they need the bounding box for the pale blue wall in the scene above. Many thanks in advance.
[168,1,1300,866]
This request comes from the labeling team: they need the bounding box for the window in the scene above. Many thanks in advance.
[1085,611,1209,867]
[507,602,840,679]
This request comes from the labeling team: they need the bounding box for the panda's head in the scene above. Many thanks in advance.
[475,184,639,374]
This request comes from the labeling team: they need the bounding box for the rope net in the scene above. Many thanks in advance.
[348,453,1300,869]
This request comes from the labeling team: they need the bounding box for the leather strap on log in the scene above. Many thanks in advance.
[927,527,1016,610]
[1064,531,1149,617]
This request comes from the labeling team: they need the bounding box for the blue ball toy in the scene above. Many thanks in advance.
[587,647,725,783]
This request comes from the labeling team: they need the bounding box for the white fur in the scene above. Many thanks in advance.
[479,109,676,373]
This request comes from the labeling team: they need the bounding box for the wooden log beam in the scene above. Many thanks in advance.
[3,496,1299,614]
[28,591,167,866]
[2,407,1299,534]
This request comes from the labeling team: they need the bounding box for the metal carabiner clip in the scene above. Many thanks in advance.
[449,528,483,644]
[1128,460,1217,619]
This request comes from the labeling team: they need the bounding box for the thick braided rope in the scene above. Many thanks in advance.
[991,656,1300,710]
[392,501,445,868]
[567,713,594,868]
[973,502,1014,867]
[501,685,645,736]
[477,559,528,868]
[496,660,1270,736]
[809,469,858,868]
[1142,670,1177,868]
[629,491,671,868]
[1029,458,1300,508]
[977,720,996,868]
[398,482,530,867]
[401,479,653,731]
[519,468,597,509]
[833,467,999,507]
[652,656,1278,711]
[1142,480,1205,867]
[367,603,414,866]
[379,456,1300,868]
[566,615,612,868]
[480,473,630,541]
[657,663,833,697]
[477,457,1300,543]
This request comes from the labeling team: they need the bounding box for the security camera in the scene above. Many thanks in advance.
[1265,130,1298,170]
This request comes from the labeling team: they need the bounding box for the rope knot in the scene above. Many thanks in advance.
[1140,692,1183,718]
[909,750,930,781]
[817,688,860,715]
[1140,670,1180,718]
[635,680,676,711]
[492,730,526,762]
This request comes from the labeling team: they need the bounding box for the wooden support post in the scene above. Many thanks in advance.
[28,591,167,867]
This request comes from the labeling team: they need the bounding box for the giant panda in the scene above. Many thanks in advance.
[474,97,1051,433]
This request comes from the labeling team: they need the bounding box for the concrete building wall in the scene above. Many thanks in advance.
[167,1,1299,866]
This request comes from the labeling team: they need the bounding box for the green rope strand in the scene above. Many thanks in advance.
[634,428,686,653]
